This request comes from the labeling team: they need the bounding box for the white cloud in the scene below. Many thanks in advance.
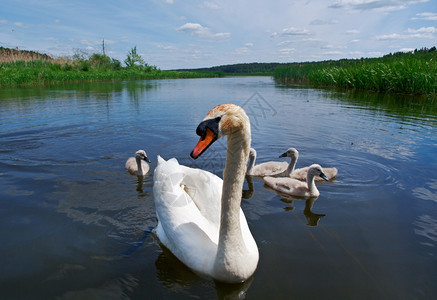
[376,27,436,40]
[376,33,402,40]
[245,43,254,47]
[310,19,339,25]
[346,29,360,34]
[323,50,343,55]
[329,0,429,11]
[13,22,26,28]
[280,27,310,36]
[368,51,384,57]
[164,0,174,4]
[156,44,177,51]
[0,20,8,24]
[407,26,437,34]
[78,39,102,46]
[176,22,230,38]
[279,48,296,54]
[235,47,250,54]
[277,40,292,46]
[412,12,437,21]
[399,47,415,52]
[202,1,221,10]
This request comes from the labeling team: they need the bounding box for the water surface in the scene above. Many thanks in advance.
[1,77,436,299]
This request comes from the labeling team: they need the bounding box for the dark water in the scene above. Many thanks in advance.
[1,77,436,299]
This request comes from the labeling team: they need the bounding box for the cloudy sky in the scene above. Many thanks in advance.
[0,0,436,69]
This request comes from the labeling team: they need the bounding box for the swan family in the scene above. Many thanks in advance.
[127,103,337,283]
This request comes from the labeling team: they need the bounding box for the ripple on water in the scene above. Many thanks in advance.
[330,152,402,197]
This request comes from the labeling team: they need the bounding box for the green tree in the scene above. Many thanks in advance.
[89,53,111,69]
[124,46,145,68]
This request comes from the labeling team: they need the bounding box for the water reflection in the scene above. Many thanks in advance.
[242,176,254,199]
[412,178,437,203]
[155,245,253,299]
[57,273,139,300]
[414,214,437,247]
[280,196,326,226]
[155,246,203,289]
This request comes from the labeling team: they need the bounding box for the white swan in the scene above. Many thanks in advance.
[153,104,258,283]
[246,148,288,177]
[263,164,328,198]
[280,147,338,181]
[125,150,151,176]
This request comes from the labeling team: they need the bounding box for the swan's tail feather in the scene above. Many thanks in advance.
[157,155,165,165]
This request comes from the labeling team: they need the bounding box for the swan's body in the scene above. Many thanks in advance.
[246,148,288,177]
[263,164,328,198]
[153,104,258,283]
[280,148,338,181]
[125,150,151,176]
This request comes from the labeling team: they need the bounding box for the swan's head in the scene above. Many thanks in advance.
[279,147,298,159]
[249,148,256,159]
[308,164,328,181]
[135,150,151,163]
[190,104,250,159]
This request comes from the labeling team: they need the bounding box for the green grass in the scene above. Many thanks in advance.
[0,56,222,87]
[274,47,437,95]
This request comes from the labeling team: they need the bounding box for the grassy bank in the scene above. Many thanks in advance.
[274,47,437,95]
[0,48,222,87]
[0,61,220,86]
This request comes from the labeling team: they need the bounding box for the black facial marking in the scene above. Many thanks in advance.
[196,116,221,138]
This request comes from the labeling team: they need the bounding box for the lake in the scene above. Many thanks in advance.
[1,77,436,299]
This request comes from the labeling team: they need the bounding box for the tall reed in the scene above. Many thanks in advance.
[274,48,437,95]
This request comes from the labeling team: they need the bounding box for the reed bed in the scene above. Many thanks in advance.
[274,48,437,95]
[0,49,221,86]
[0,47,52,63]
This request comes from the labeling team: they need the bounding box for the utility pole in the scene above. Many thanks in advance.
[102,39,105,56]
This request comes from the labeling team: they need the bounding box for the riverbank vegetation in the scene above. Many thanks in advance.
[2,46,436,96]
[274,47,436,95]
[176,62,281,76]
[0,46,221,87]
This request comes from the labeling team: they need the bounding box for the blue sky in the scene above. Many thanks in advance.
[1,0,436,69]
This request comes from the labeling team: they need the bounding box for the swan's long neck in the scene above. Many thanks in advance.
[306,172,318,195]
[247,153,255,174]
[214,126,251,280]
[135,157,143,176]
[285,155,297,177]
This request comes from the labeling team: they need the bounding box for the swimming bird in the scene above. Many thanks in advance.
[246,148,288,177]
[280,147,338,181]
[125,150,151,176]
[153,104,259,283]
[263,164,328,198]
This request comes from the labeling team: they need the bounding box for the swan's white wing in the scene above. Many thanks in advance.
[290,166,337,181]
[324,167,338,179]
[153,157,221,274]
[290,167,308,181]
[140,160,150,174]
[263,176,307,196]
[179,164,222,227]
[125,157,137,174]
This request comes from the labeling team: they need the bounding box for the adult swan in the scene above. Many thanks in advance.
[153,104,259,283]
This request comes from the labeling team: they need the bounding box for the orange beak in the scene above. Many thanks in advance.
[190,128,217,159]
